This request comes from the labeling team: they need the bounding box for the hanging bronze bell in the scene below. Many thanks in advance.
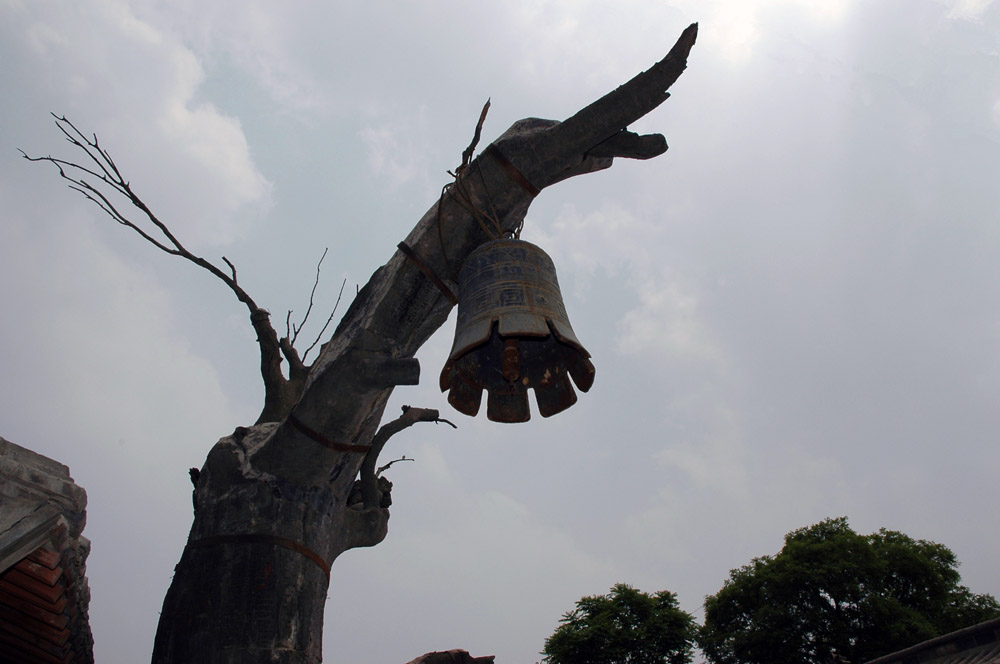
[439,238,595,423]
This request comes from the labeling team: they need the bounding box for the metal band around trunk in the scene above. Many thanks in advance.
[288,413,371,454]
[397,241,459,304]
[484,143,540,197]
[186,534,331,581]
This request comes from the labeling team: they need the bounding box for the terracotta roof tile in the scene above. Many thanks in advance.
[1,437,93,664]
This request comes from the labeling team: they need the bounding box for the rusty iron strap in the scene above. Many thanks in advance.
[484,143,540,197]
[186,534,331,581]
[397,241,459,305]
[288,413,371,454]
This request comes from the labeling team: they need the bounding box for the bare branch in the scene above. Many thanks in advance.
[54,114,125,186]
[375,456,413,478]
[290,247,328,347]
[22,152,125,197]
[26,117,193,258]
[60,170,180,255]
[360,406,456,509]
[302,277,346,362]
[222,256,238,283]
[457,98,491,176]
[23,114,293,424]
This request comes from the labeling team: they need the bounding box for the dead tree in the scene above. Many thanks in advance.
[24,24,697,664]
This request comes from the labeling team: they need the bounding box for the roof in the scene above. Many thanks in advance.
[865,617,1000,664]
[0,436,94,663]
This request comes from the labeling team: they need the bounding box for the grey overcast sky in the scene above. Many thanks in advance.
[2,1,999,662]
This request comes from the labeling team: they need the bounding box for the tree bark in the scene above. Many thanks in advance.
[151,24,697,663]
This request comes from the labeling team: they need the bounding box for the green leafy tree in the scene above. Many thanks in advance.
[543,583,697,664]
[699,517,1000,664]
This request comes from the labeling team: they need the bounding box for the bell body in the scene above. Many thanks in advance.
[440,238,595,422]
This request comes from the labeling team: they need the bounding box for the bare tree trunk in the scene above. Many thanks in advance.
[143,25,695,664]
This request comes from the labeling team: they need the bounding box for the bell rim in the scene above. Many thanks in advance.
[446,317,590,362]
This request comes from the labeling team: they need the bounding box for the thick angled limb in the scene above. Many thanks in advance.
[555,23,698,153]
[494,22,697,189]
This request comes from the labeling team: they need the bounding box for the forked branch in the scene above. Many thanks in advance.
[21,114,300,423]
[283,248,346,365]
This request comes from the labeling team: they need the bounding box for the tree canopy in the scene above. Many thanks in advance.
[699,517,1000,664]
[543,583,697,664]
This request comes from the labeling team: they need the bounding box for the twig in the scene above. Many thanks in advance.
[375,456,413,478]
[290,247,328,346]
[302,277,346,362]
[457,98,491,177]
[222,256,238,283]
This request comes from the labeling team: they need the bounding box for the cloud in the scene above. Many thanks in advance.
[617,274,724,368]
[134,0,332,113]
[531,202,663,283]
[942,0,996,19]
[665,0,857,66]
[359,123,424,188]
[531,200,724,371]
[4,0,272,246]
[652,404,747,497]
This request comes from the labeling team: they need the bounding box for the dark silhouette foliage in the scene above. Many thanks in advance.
[699,517,1000,664]
[543,583,697,664]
